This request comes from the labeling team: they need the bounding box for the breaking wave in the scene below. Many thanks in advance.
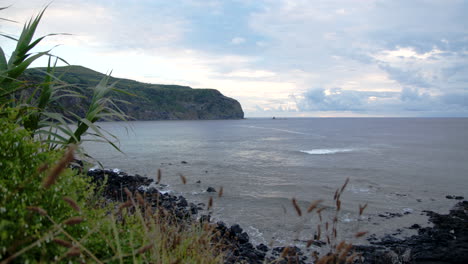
[300,148,355,155]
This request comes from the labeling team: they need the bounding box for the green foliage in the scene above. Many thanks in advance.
[0,116,224,263]
[0,7,225,264]
[0,115,93,261]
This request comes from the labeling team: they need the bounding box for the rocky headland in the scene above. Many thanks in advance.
[24,66,244,120]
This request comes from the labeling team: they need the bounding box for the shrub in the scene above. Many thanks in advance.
[0,113,94,261]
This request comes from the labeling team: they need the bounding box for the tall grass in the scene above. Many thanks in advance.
[0,6,128,153]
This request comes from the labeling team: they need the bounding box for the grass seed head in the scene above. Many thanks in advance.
[292,198,302,216]
[157,168,162,184]
[66,247,81,257]
[208,196,213,210]
[27,206,47,216]
[179,174,187,184]
[53,238,73,248]
[43,145,76,189]
[355,231,368,238]
[124,187,132,199]
[63,196,80,212]
[137,243,153,254]
[307,200,323,213]
[63,216,84,225]
[359,203,368,216]
[340,177,350,193]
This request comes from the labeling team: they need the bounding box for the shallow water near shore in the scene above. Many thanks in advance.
[83,118,468,250]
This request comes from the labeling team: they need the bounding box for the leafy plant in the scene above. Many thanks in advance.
[0,7,129,153]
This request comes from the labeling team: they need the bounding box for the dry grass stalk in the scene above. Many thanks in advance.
[63,217,84,226]
[336,200,341,211]
[136,243,153,254]
[157,168,162,184]
[218,186,224,198]
[317,224,321,240]
[346,252,359,263]
[355,231,368,238]
[124,187,132,199]
[136,192,145,206]
[37,163,49,173]
[338,243,353,261]
[63,196,80,212]
[280,246,290,258]
[336,241,346,251]
[359,203,368,216]
[118,200,132,211]
[306,240,313,248]
[317,254,332,264]
[281,205,287,215]
[179,174,187,184]
[307,199,323,213]
[333,189,339,200]
[317,207,325,221]
[207,196,213,210]
[53,238,73,248]
[66,247,81,257]
[42,145,76,189]
[292,198,302,216]
[340,177,350,193]
[26,206,47,216]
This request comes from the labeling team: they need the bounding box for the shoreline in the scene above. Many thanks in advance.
[85,167,468,264]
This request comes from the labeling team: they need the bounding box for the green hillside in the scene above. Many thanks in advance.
[23,66,244,120]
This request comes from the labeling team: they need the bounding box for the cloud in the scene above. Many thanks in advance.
[4,0,467,117]
[231,37,246,45]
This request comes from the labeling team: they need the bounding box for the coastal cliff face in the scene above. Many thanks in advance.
[24,66,244,120]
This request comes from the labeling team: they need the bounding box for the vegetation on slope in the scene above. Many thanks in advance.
[24,66,245,120]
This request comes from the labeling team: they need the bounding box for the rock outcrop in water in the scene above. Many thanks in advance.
[24,66,244,120]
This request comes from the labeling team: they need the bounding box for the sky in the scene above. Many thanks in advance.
[1,0,467,117]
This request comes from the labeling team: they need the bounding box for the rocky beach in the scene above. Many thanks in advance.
[86,167,468,264]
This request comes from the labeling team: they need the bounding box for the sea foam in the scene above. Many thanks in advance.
[300,148,355,155]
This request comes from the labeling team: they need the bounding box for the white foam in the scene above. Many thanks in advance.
[300,148,355,155]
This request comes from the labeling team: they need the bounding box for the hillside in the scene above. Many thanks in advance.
[23,66,244,120]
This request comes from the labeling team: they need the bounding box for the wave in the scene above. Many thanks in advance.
[300,148,355,155]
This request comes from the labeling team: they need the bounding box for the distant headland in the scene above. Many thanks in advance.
[24,65,244,121]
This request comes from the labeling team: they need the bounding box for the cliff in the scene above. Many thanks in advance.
[24,66,244,120]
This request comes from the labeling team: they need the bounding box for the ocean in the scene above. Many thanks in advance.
[83,118,468,249]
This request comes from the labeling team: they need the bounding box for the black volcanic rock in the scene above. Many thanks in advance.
[357,201,468,264]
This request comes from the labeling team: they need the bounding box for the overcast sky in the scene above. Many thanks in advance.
[2,0,467,117]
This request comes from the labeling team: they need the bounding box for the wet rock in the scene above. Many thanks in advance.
[199,214,211,223]
[230,224,243,235]
[378,212,404,219]
[408,224,421,229]
[256,244,269,252]
[206,187,216,192]
[357,201,468,264]
[189,203,198,215]
[177,196,188,207]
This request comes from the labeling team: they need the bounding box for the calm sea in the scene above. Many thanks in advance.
[83,118,468,248]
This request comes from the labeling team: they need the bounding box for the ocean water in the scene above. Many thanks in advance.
[83,118,468,249]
